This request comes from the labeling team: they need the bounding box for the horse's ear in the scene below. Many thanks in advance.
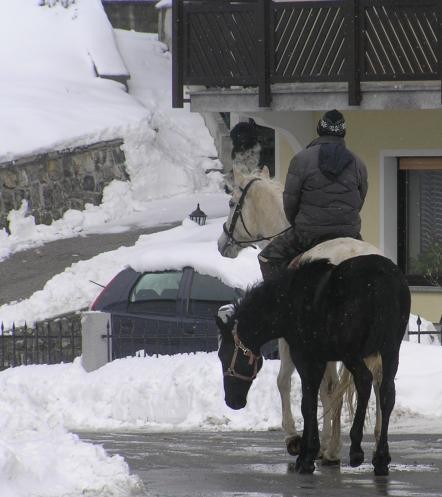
[261,166,270,178]
[233,167,245,185]
[216,315,233,337]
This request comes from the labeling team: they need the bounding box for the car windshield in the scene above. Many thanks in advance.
[129,271,183,302]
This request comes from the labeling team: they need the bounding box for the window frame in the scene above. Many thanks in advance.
[127,269,186,316]
[397,157,442,288]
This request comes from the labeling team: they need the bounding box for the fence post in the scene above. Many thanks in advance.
[172,0,184,108]
[35,322,39,364]
[71,317,76,362]
[417,315,422,344]
[346,0,361,105]
[439,314,442,346]
[23,323,28,366]
[257,0,271,107]
[1,322,4,369]
[12,323,16,368]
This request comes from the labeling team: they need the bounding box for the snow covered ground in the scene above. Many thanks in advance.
[0,2,441,497]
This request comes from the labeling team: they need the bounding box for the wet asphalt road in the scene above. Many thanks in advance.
[80,430,442,497]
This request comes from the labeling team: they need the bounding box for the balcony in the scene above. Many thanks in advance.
[172,0,442,110]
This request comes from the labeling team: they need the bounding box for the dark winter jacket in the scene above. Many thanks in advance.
[283,136,368,244]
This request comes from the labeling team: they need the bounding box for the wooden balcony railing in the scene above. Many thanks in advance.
[172,0,442,107]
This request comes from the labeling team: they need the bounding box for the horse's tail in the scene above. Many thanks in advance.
[326,364,354,421]
[330,354,383,421]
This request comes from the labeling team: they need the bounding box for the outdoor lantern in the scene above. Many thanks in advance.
[189,203,207,226]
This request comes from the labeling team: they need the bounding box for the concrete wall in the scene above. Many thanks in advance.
[81,311,111,372]
[0,139,128,230]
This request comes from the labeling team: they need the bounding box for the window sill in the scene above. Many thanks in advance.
[410,285,442,293]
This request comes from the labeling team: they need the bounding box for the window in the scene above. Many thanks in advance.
[128,271,183,314]
[188,272,240,317]
[398,157,442,287]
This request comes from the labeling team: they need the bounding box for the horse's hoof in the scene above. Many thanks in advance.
[350,451,364,467]
[295,457,315,474]
[321,458,340,466]
[374,464,389,476]
[373,452,391,475]
[286,435,302,456]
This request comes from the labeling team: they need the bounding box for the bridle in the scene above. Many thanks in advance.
[222,178,291,251]
[223,325,261,383]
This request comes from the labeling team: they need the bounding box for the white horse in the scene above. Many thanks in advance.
[218,167,383,462]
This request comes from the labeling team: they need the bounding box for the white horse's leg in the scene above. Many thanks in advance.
[319,362,342,463]
[277,338,301,455]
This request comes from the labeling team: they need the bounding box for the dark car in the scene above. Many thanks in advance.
[91,266,278,360]
[92,266,234,359]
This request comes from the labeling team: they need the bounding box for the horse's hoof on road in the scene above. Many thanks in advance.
[374,464,389,476]
[295,457,315,474]
[286,435,302,456]
[350,451,364,467]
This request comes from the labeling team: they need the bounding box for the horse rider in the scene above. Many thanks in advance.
[224,119,263,192]
[258,109,368,281]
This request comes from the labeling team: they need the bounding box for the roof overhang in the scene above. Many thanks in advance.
[188,81,442,113]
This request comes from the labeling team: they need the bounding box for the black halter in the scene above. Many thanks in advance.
[223,178,261,249]
[222,178,290,250]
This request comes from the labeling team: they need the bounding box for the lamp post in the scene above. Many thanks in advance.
[189,203,207,226]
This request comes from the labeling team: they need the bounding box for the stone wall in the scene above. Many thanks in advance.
[0,139,128,230]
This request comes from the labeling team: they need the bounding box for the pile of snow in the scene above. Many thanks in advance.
[1,343,439,434]
[0,3,223,261]
[0,341,441,496]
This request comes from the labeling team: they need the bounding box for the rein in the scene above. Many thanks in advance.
[222,178,291,249]
[223,326,261,382]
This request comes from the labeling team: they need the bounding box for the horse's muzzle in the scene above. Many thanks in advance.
[225,396,247,410]
[217,235,239,258]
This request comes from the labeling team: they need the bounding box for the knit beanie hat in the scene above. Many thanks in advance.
[317,109,346,137]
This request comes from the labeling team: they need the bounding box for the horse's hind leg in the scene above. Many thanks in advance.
[277,339,301,455]
[372,352,399,476]
[343,359,373,468]
[319,362,341,464]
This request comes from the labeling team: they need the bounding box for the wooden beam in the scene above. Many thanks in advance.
[172,0,184,108]
[257,0,271,107]
[346,0,361,106]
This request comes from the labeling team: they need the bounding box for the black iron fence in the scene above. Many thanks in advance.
[172,0,442,107]
[0,313,82,370]
[407,315,442,345]
[106,315,218,359]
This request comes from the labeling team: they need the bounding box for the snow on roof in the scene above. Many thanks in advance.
[0,0,138,162]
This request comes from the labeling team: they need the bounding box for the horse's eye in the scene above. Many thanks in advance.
[228,199,235,208]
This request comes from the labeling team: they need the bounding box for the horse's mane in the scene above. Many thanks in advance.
[233,259,335,344]
[243,172,283,194]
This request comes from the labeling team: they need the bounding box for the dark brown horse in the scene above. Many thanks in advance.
[217,255,410,475]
